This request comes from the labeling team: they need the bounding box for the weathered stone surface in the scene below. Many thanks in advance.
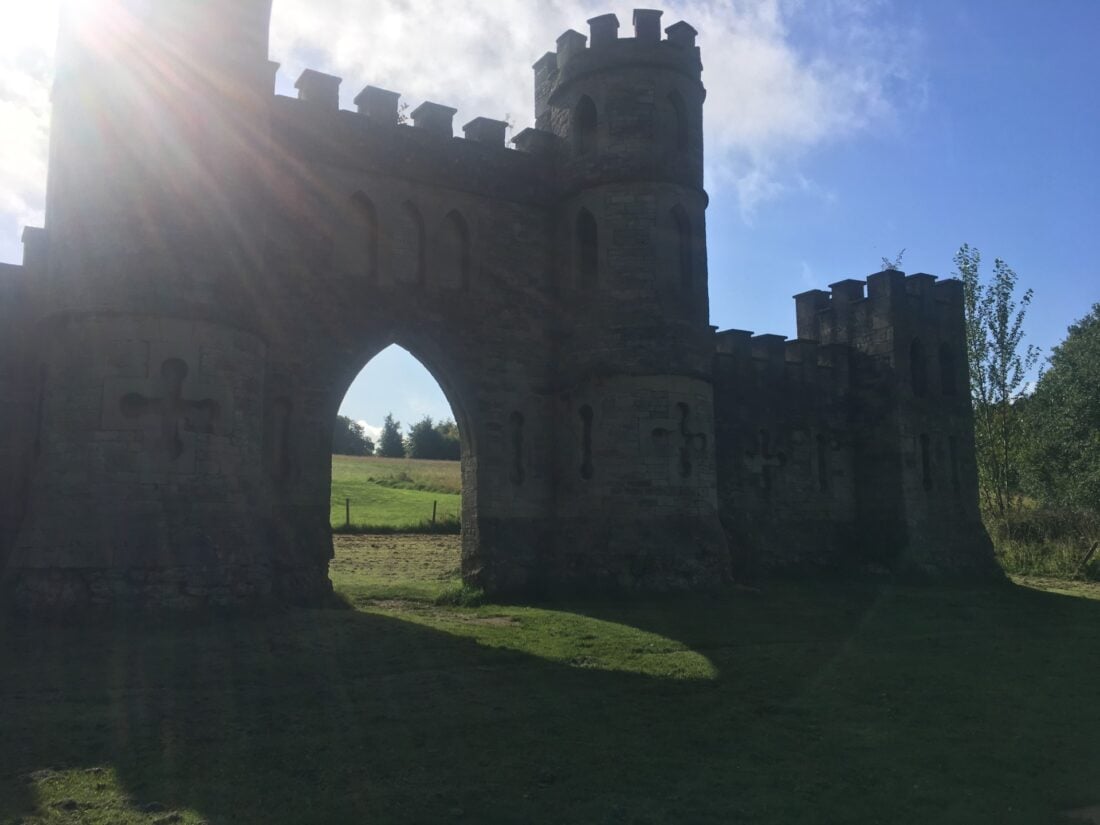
[0,5,995,609]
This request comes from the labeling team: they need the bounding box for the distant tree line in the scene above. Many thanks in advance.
[334,412,461,461]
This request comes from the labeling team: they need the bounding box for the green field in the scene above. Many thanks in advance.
[2,537,1099,824]
[330,455,461,531]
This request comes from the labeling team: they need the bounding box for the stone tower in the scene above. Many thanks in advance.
[3,0,329,606]
[534,12,728,588]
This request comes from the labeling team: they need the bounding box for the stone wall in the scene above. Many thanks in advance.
[1,4,995,609]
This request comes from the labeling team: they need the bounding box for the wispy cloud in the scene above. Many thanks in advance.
[0,4,57,254]
[271,0,923,216]
[0,1,923,262]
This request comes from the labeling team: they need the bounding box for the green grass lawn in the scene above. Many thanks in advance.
[2,538,1099,824]
[330,455,461,531]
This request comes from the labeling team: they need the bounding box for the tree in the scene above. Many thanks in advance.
[404,416,462,460]
[404,415,444,459]
[1021,304,1100,511]
[880,248,906,271]
[332,415,374,456]
[377,413,405,458]
[957,244,1040,517]
[434,418,461,461]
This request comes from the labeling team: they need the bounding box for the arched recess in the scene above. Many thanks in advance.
[575,207,598,287]
[397,201,427,285]
[668,90,689,151]
[351,192,379,282]
[910,338,928,398]
[573,95,598,157]
[670,204,693,291]
[438,210,471,290]
[939,342,957,396]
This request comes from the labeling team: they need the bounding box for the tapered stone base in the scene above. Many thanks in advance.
[466,515,731,596]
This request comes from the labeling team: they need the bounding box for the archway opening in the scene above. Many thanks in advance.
[332,344,467,541]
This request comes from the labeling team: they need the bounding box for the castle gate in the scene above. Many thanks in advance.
[0,2,730,607]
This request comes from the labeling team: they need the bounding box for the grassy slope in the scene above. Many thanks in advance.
[330,455,461,530]
[2,540,1099,824]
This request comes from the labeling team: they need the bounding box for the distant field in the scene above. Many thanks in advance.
[330,455,462,531]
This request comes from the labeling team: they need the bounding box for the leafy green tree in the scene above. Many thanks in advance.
[404,415,444,459]
[404,416,461,460]
[332,415,374,456]
[377,413,405,458]
[957,244,1040,517]
[434,418,461,461]
[1021,304,1100,510]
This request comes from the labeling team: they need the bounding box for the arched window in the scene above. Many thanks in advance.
[351,192,378,281]
[398,201,426,285]
[438,210,470,290]
[576,208,598,287]
[671,204,692,291]
[939,342,957,396]
[910,338,928,398]
[668,90,689,151]
[573,95,597,157]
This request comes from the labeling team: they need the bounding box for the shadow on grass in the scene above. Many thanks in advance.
[1,581,1099,824]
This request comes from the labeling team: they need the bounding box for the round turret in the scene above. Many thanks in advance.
[535,10,710,352]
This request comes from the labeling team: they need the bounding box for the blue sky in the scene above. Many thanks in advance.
[2,1,1097,438]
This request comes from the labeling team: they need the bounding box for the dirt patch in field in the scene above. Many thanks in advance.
[332,534,461,582]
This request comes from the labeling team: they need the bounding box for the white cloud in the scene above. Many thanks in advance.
[357,421,383,442]
[0,0,922,262]
[270,0,923,216]
[0,2,57,252]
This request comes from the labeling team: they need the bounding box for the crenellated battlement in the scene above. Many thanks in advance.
[793,269,966,347]
[714,328,847,400]
[534,11,702,122]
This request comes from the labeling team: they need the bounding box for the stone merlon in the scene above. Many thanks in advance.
[295,68,341,108]
[410,101,458,138]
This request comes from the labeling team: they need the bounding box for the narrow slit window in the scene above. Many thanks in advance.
[574,96,597,156]
[910,338,928,398]
[949,435,961,494]
[509,411,525,485]
[671,205,692,291]
[669,90,689,151]
[579,405,594,480]
[352,193,379,281]
[816,433,829,493]
[939,343,957,396]
[439,210,471,290]
[400,201,426,285]
[576,208,598,287]
[920,433,933,492]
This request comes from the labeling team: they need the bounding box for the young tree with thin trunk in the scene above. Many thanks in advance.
[956,244,1040,518]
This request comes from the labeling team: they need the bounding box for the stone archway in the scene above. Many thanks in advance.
[0,1,733,609]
